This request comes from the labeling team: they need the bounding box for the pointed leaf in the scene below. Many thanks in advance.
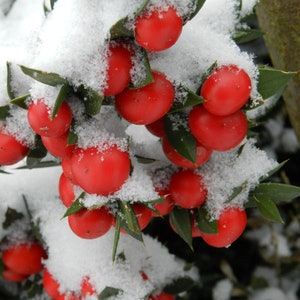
[260,160,288,181]
[6,61,16,100]
[19,65,67,86]
[16,160,60,170]
[109,17,133,40]
[257,67,296,100]
[225,182,247,203]
[79,86,103,116]
[169,207,193,249]
[112,215,121,262]
[67,124,78,146]
[163,277,196,295]
[0,105,10,120]
[51,84,69,119]
[98,286,123,300]
[252,182,300,204]
[9,93,30,109]
[134,154,157,164]
[196,207,218,234]
[26,135,48,169]
[165,113,197,163]
[185,0,206,22]
[62,193,85,218]
[255,195,284,223]
[232,28,264,44]
[170,85,204,113]
[2,207,24,229]
[131,47,153,89]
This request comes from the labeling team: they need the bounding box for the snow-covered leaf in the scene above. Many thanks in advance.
[232,28,263,44]
[78,86,103,116]
[51,84,69,119]
[9,94,30,109]
[163,276,196,294]
[0,105,10,120]
[195,207,218,234]
[6,61,16,100]
[98,286,123,299]
[2,207,24,229]
[184,0,206,22]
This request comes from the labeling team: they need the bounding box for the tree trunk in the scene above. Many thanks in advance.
[256,1,300,144]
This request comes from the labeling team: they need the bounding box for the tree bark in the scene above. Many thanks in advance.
[256,1,300,144]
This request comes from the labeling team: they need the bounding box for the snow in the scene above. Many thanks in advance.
[212,278,233,300]
[0,0,290,299]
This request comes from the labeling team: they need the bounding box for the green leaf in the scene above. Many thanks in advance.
[0,105,10,120]
[0,258,4,276]
[184,0,206,22]
[260,160,288,181]
[6,61,16,100]
[255,194,284,223]
[134,154,157,164]
[163,277,196,295]
[169,207,193,249]
[169,85,204,113]
[67,123,78,146]
[232,28,264,44]
[16,160,60,170]
[112,215,121,263]
[118,201,143,242]
[164,113,197,163]
[109,17,133,40]
[131,47,154,89]
[62,193,85,218]
[98,286,123,300]
[26,135,48,169]
[9,93,30,109]
[195,207,218,234]
[257,66,296,100]
[2,207,24,229]
[78,86,103,116]
[225,182,247,203]
[134,0,151,16]
[19,65,67,86]
[51,84,69,119]
[252,182,300,204]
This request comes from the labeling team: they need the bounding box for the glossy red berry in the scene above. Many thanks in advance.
[2,268,28,282]
[188,105,247,151]
[2,242,47,275]
[200,207,247,248]
[41,131,75,158]
[27,99,72,137]
[149,292,175,300]
[42,269,61,299]
[58,173,76,207]
[135,6,183,51]
[71,145,130,196]
[201,65,252,116]
[103,43,133,96]
[145,116,165,138]
[81,276,97,297]
[115,71,174,125]
[152,188,174,216]
[169,170,207,209]
[68,207,113,239]
[0,129,29,165]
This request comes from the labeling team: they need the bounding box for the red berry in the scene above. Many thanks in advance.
[27,99,72,137]
[41,131,75,158]
[200,207,247,248]
[188,105,247,151]
[71,145,130,196]
[61,156,79,185]
[0,129,29,165]
[145,116,165,137]
[81,276,97,297]
[2,268,28,282]
[57,293,82,300]
[201,65,252,116]
[135,6,183,51]
[115,71,174,125]
[58,173,76,207]
[103,43,133,96]
[162,136,212,169]
[169,170,207,209]
[152,188,174,216]
[133,203,152,230]
[2,242,47,275]
[149,292,175,300]
[42,269,61,299]
[68,207,113,239]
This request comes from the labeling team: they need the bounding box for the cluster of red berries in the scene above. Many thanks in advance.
[0,4,251,250]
